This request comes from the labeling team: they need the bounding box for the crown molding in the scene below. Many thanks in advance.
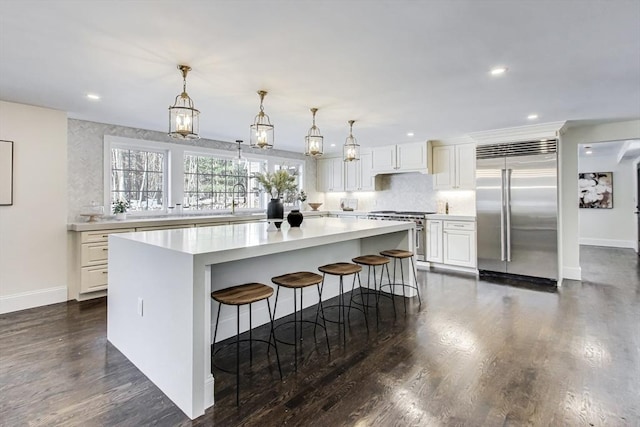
[468,121,567,145]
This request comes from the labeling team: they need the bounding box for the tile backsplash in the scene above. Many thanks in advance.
[320,172,476,215]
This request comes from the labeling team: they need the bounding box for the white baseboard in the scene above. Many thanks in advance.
[429,263,478,275]
[0,286,68,314]
[579,238,635,249]
[562,266,582,281]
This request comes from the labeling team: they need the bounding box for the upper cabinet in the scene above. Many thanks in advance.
[371,141,428,175]
[317,157,344,192]
[432,143,476,190]
[345,152,374,192]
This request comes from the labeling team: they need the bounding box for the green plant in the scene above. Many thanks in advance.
[253,170,298,199]
[112,199,129,214]
[297,189,307,202]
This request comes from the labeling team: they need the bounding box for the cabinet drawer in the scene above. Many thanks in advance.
[80,265,108,293]
[81,228,135,244]
[444,221,475,231]
[81,243,108,266]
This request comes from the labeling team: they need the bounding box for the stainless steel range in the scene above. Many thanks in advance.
[367,211,435,261]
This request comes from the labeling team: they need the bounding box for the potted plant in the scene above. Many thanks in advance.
[254,170,298,228]
[113,199,129,220]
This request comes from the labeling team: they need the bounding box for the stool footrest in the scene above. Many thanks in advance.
[319,303,366,324]
[273,319,328,347]
[211,338,277,375]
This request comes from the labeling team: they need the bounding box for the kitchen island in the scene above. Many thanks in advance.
[107,217,415,419]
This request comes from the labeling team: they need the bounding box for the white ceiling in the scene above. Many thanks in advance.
[1,0,639,154]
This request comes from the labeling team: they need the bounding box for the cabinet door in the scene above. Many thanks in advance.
[344,160,359,191]
[359,152,375,190]
[432,145,455,190]
[371,145,397,172]
[426,220,443,263]
[397,142,427,171]
[317,158,333,192]
[455,143,476,189]
[331,158,344,191]
[443,229,476,267]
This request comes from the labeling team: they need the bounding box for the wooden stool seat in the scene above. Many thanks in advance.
[352,255,390,266]
[272,271,323,288]
[211,283,273,306]
[380,249,414,259]
[318,262,362,276]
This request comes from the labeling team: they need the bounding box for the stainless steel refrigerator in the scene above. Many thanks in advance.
[476,140,558,282]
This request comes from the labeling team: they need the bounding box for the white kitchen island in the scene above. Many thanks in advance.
[107,217,415,419]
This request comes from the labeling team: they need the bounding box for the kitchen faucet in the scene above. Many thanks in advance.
[231,182,246,214]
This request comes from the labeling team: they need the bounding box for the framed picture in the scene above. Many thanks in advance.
[0,140,13,206]
[579,171,613,209]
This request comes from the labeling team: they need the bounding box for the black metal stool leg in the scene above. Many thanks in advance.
[357,272,369,331]
[384,262,396,314]
[316,283,331,355]
[266,298,283,379]
[411,256,422,306]
[212,302,221,359]
[268,286,281,355]
[399,258,407,313]
[293,288,298,372]
[236,305,240,406]
[249,303,253,364]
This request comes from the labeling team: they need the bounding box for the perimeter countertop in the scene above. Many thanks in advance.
[426,214,476,221]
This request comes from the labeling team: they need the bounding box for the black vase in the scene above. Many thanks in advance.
[287,209,304,227]
[267,198,284,229]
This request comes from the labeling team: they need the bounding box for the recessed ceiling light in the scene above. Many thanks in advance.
[407,132,414,137]
[540,139,548,142]
[330,143,336,147]
[527,114,538,120]
[585,150,593,155]
[86,93,101,100]
[490,67,507,75]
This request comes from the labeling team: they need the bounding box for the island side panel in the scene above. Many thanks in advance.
[107,236,200,419]
[208,239,360,343]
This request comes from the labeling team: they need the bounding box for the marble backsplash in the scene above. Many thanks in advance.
[320,172,476,215]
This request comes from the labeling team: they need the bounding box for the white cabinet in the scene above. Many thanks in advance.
[317,157,344,192]
[426,220,443,263]
[344,152,374,191]
[371,141,428,174]
[432,143,475,190]
[426,218,476,268]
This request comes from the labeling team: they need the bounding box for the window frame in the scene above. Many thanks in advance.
[104,135,305,216]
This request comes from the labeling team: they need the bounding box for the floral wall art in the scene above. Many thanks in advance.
[579,172,613,209]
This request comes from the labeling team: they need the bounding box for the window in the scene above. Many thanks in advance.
[275,163,304,207]
[110,147,166,212]
[184,153,265,210]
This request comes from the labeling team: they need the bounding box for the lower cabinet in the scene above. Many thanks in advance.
[427,219,477,268]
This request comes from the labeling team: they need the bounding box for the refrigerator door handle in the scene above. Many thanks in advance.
[506,168,513,262]
[500,168,506,261]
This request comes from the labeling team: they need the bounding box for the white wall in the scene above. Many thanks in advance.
[0,101,68,313]
[560,119,640,280]
[579,154,636,248]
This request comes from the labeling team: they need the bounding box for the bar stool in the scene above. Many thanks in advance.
[351,255,396,321]
[379,249,422,313]
[211,283,282,406]
[317,262,369,345]
[271,271,331,372]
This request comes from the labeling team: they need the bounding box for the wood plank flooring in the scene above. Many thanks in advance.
[1,246,638,426]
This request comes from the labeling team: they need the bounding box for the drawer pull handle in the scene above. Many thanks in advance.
[102,248,108,251]
[102,235,108,238]
[101,271,108,274]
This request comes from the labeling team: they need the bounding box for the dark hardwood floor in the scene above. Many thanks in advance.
[1,246,638,426]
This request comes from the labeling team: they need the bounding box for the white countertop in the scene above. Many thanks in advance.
[426,214,476,221]
[68,210,327,231]
[111,217,414,256]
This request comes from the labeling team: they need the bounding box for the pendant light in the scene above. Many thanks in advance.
[250,90,274,149]
[304,107,323,157]
[168,65,200,140]
[343,120,360,162]
[235,139,247,172]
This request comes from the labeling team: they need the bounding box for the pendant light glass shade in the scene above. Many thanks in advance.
[168,65,200,140]
[343,120,360,162]
[250,90,274,149]
[235,139,247,172]
[305,108,323,157]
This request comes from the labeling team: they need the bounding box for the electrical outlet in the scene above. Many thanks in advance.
[137,297,144,317]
